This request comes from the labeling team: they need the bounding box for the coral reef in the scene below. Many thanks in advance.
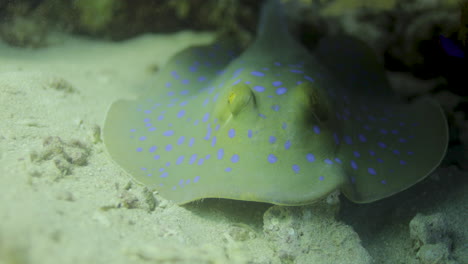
[263,199,372,264]
[409,213,460,264]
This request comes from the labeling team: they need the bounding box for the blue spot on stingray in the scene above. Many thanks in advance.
[282,122,287,129]
[276,87,287,95]
[378,142,387,148]
[251,71,265,77]
[268,154,277,163]
[259,113,267,119]
[153,155,160,160]
[313,125,320,134]
[290,69,303,74]
[351,160,358,170]
[225,167,232,172]
[232,68,243,78]
[369,150,376,156]
[233,79,241,85]
[271,104,280,111]
[136,147,143,152]
[163,130,174,136]
[217,148,224,160]
[393,150,400,155]
[197,158,204,165]
[177,110,186,118]
[139,136,147,141]
[189,137,195,147]
[202,112,210,122]
[335,158,342,163]
[228,128,236,138]
[198,76,206,82]
[284,140,291,150]
[400,160,407,165]
[189,154,197,164]
[368,168,377,175]
[160,172,168,178]
[306,153,315,162]
[319,176,324,181]
[231,154,240,163]
[148,127,156,132]
[248,129,253,138]
[304,76,314,82]
[292,164,300,173]
[193,176,200,182]
[254,86,265,92]
[204,125,212,140]
[177,136,185,145]
[211,136,217,147]
[353,151,360,158]
[344,136,353,145]
[176,156,184,165]
[324,159,333,165]
[333,133,340,144]
[149,146,157,152]
[269,136,276,144]
[359,134,367,142]
[272,81,282,86]
[165,144,173,151]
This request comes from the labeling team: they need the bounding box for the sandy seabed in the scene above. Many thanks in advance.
[0,31,466,264]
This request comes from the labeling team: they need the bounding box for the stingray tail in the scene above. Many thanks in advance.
[257,0,288,39]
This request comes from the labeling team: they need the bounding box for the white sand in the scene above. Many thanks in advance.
[0,31,466,264]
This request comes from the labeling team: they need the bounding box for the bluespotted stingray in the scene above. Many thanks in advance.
[103,0,448,205]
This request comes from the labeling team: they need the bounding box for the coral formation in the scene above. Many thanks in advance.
[409,213,460,264]
[263,200,372,264]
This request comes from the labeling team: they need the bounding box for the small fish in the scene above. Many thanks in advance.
[103,0,448,205]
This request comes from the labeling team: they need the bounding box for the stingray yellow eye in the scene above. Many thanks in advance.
[228,92,237,104]
[228,83,255,116]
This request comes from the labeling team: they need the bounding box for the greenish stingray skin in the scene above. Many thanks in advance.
[103,0,448,205]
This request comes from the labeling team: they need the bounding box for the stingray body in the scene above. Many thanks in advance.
[103,0,448,205]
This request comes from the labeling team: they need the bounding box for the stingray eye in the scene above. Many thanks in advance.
[292,82,331,123]
[228,83,256,116]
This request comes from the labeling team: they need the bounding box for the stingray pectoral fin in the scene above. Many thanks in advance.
[103,99,180,189]
[341,98,448,203]
[103,99,149,183]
